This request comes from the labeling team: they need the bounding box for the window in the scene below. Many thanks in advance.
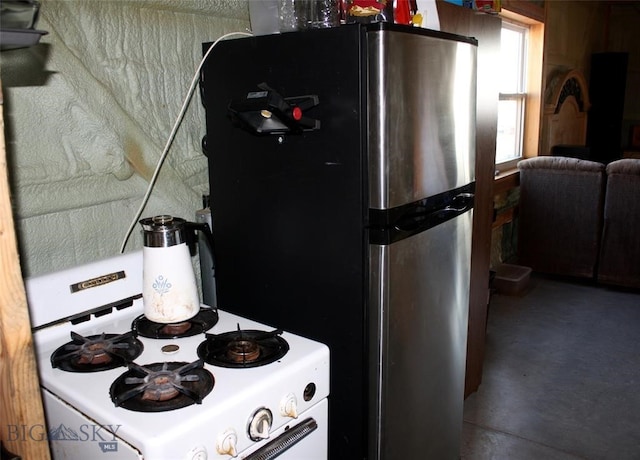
[493,9,544,176]
[496,21,528,170]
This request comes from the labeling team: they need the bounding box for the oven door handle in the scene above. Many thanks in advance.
[244,417,318,460]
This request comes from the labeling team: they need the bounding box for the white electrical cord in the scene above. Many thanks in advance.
[119,31,253,253]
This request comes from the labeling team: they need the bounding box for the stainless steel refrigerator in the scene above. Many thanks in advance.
[201,22,477,460]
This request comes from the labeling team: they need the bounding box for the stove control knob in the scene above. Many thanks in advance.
[184,445,208,460]
[280,393,298,419]
[216,429,238,457]
[248,407,273,441]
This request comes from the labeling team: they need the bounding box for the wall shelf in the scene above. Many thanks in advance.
[1,28,47,51]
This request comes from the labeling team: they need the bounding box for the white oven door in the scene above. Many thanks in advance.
[42,389,143,460]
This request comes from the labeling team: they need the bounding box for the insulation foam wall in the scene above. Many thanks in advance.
[2,0,250,276]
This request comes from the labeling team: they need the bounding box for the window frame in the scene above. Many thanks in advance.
[496,19,529,172]
[494,9,544,178]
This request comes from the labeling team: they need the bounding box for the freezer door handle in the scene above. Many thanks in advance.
[443,192,475,213]
[394,192,474,232]
[369,182,475,245]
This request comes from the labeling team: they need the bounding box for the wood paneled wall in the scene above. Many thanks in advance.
[436,0,502,396]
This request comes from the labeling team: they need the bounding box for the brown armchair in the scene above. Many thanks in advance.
[597,159,640,288]
[517,156,606,279]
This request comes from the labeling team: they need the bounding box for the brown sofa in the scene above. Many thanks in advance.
[517,156,640,289]
[597,159,640,288]
[517,156,606,279]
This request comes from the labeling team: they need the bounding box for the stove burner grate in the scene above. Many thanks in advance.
[132,307,218,339]
[109,360,214,412]
[51,331,143,372]
[197,326,289,368]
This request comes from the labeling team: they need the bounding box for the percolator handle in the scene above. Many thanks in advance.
[184,222,214,258]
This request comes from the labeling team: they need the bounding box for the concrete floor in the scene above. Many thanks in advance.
[461,275,640,460]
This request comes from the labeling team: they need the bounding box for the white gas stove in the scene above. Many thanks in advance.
[25,251,329,460]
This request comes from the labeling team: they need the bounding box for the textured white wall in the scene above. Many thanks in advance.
[2,0,250,276]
